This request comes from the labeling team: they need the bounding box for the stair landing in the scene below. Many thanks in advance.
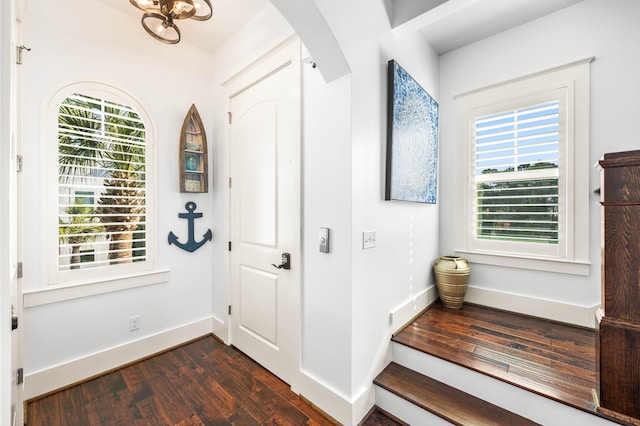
[392,301,597,414]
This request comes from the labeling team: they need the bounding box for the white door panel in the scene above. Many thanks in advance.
[239,265,278,346]
[238,101,277,247]
[228,39,301,386]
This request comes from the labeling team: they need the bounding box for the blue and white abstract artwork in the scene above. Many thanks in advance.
[385,60,439,203]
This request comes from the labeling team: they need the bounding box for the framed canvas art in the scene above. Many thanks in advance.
[385,60,439,203]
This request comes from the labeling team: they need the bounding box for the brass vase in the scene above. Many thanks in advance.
[433,256,470,309]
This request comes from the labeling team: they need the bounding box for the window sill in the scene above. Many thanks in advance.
[455,250,590,276]
[23,269,170,308]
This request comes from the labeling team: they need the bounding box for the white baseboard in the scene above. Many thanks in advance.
[212,314,228,344]
[296,369,373,426]
[465,286,599,328]
[389,284,598,329]
[351,385,376,426]
[390,286,439,335]
[24,317,214,400]
[295,285,435,426]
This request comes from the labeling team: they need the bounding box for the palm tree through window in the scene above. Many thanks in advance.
[57,93,147,271]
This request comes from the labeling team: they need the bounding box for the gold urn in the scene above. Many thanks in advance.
[433,256,471,309]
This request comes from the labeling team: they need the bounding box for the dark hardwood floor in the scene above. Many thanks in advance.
[29,302,595,425]
[26,336,401,425]
[393,301,597,413]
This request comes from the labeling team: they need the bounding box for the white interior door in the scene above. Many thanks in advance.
[228,39,301,386]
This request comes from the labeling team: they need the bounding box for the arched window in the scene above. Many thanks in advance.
[45,82,156,286]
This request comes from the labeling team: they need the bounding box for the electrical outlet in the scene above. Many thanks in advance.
[363,230,376,249]
[129,315,141,331]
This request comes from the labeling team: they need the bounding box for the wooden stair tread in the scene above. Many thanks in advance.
[392,302,597,412]
[375,362,540,426]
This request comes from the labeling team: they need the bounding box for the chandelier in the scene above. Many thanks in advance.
[130,0,213,44]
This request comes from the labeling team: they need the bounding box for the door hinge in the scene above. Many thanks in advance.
[228,177,232,188]
[227,112,232,124]
[16,45,31,65]
[16,368,23,385]
[16,155,23,172]
[228,241,232,251]
[17,262,23,279]
[228,305,232,315]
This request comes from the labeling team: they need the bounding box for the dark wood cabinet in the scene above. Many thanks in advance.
[598,150,640,422]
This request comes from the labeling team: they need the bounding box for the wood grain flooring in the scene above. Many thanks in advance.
[26,336,400,426]
[28,302,598,425]
[392,301,597,413]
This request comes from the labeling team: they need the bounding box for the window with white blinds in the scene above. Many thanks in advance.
[474,101,560,245]
[456,59,591,274]
[47,83,156,284]
[58,93,147,271]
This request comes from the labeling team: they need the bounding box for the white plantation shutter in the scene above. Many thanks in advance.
[57,93,147,271]
[456,59,591,273]
[473,101,560,245]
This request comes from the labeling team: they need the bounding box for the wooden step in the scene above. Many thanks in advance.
[374,362,541,426]
[392,301,597,412]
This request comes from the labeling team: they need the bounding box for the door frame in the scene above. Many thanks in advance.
[223,36,302,390]
[1,0,24,424]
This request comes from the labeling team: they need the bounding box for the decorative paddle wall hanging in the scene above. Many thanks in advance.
[180,104,208,193]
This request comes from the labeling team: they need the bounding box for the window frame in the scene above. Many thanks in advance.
[455,59,592,275]
[469,90,564,258]
[43,82,159,288]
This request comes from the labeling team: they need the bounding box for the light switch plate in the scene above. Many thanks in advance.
[319,228,330,253]
[363,230,376,249]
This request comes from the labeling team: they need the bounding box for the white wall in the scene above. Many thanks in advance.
[206,3,359,416]
[21,0,217,395]
[439,0,640,325]
[208,2,442,422]
[310,1,441,421]
[15,2,441,418]
[22,0,623,422]
[350,27,440,414]
[300,68,353,395]
[16,0,622,423]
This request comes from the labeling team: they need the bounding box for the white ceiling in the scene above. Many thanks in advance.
[410,0,585,54]
[98,0,584,55]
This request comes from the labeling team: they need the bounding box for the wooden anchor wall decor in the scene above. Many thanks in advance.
[168,202,212,252]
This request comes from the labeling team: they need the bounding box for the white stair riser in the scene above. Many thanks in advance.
[375,386,454,426]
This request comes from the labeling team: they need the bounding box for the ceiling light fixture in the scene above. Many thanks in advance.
[130,0,213,44]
